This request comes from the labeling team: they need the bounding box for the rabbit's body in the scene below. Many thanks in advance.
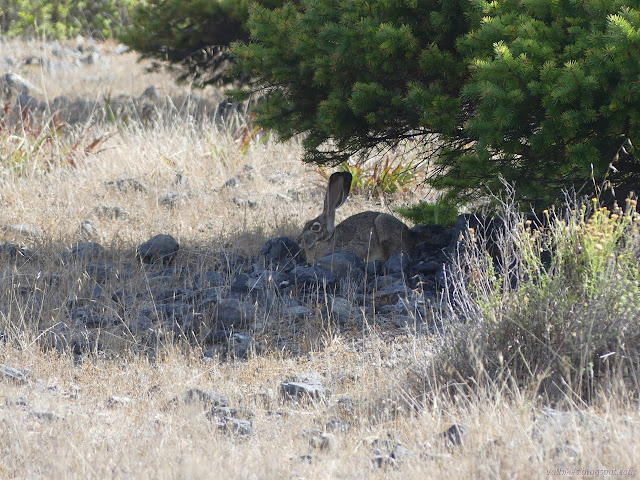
[299,172,415,263]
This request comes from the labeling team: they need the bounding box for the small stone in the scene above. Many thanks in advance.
[286,305,312,320]
[232,197,258,208]
[85,261,118,283]
[281,373,326,402]
[4,396,28,407]
[442,424,467,447]
[160,191,188,208]
[230,273,250,292]
[366,260,383,276]
[224,177,239,188]
[0,242,27,259]
[105,178,148,193]
[179,388,229,408]
[2,223,42,238]
[140,85,158,101]
[68,242,104,260]
[315,250,364,283]
[31,410,64,421]
[0,364,28,384]
[259,236,305,270]
[208,405,254,436]
[322,296,353,324]
[113,44,130,55]
[226,333,254,359]
[289,266,337,290]
[94,205,130,220]
[107,395,132,408]
[304,430,338,451]
[215,299,256,329]
[137,234,179,264]
[383,253,412,275]
[77,220,100,241]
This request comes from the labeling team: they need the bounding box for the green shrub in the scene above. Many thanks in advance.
[0,0,136,39]
[120,0,295,86]
[429,191,640,402]
[396,195,459,227]
[231,0,640,207]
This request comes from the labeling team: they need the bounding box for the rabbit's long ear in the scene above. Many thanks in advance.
[323,172,352,234]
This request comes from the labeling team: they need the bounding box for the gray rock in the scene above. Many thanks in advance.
[230,273,250,293]
[281,373,327,402]
[224,177,239,188]
[286,305,312,320]
[289,266,337,290]
[315,250,364,283]
[105,178,148,193]
[322,296,353,324]
[442,424,467,447]
[193,271,225,289]
[225,333,254,359]
[215,299,255,329]
[113,44,130,55]
[383,253,412,275]
[77,220,100,241]
[368,434,413,466]
[85,261,118,283]
[1,72,42,95]
[0,364,28,384]
[2,223,42,238]
[411,223,455,247]
[16,93,42,110]
[137,234,179,264]
[304,430,338,451]
[0,242,28,259]
[107,396,132,408]
[179,388,229,408]
[70,306,111,327]
[160,191,188,208]
[4,396,28,407]
[208,405,255,436]
[68,241,104,260]
[213,417,254,436]
[366,260,383,276]
[259,236,305,270]
[94,205,130,220]
[325,418,351,433]
[414,260,440,275]
[30,410,64,421]
[196,288,224,310]
[140,85,158,101]
[232,197,258,208]
[374,278,411,304]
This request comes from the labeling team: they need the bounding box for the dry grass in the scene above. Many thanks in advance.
[1,38,639,479]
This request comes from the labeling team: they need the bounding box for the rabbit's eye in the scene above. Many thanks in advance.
[311,223,321,232]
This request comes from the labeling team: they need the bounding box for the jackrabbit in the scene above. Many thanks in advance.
[299,171,415,263]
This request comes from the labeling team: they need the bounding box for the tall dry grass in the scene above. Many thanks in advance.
[0,38,639,479]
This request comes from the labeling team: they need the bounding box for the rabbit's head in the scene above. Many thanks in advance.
[299,171,352,252]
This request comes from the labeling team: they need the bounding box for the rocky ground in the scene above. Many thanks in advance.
[1,37,638,479]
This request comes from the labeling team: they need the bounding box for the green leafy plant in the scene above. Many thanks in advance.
[396,195,459,227]
[1,104,113,174]
[431,189,640,402]
[0,0,136,39]
[324,154,417,196]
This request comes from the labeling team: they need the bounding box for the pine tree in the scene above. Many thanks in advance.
[120,0,293,87]
[456,0,640,204]
[232,0,640,206]
[231,0,470,165]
